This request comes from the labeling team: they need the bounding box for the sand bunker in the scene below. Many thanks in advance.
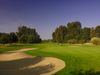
[0,48,65,75]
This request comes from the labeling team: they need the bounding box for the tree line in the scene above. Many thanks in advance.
[52,21,100,44]
[0,26,41,44]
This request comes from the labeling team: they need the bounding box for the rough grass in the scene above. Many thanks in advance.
[1,43,100,75]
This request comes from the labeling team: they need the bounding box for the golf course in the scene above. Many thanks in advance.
[0,43,100,75]
[1,0,100,75]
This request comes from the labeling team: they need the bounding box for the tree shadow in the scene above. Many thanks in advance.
[0,56,55,75]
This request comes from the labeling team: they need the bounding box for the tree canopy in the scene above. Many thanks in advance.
[52,21,100,43]
[17,26,41,43]
[0,26,41,44]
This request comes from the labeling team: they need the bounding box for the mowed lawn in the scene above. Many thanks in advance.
[26,43,100,75]
[1,43,100,75]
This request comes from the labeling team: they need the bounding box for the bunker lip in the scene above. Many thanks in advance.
[0,48,65,75]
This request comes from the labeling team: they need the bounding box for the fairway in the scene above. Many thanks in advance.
[0,43,100,75]
[1,0,100,75]
[25,43,100,75]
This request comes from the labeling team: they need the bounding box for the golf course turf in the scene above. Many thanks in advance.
[0,43,100,75]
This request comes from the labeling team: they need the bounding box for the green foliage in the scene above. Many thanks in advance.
[52,21,82,43]
[52,21,100,44]
[90,27,96,38]
[27,35,41,43]
[9,32,18,43]
[67,21,82,40]
[0,32,18,44]
[17,26,41,43]
[0,26,41,44]
[95,26,100,37]
[80,27,91,42]
[0,33,10,44]
[19,35,28,43]
[52,25,67,43]
[91,37,100,45]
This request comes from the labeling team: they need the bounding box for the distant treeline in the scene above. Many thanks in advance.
[52,21,100,44]
[0,26,41,44]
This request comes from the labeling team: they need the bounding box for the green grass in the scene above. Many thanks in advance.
[25,43,100,75]
[1,43,100,75]
[0,44,36,53]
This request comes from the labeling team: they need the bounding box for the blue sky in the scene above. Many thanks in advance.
[0,0,100,39]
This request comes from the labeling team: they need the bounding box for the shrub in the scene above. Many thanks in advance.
[78,40,86,44]
[19,35,41,43]
[9,32,18,43]
[91,37,100,45]
[0,34,10,44]
[67,39,77,44]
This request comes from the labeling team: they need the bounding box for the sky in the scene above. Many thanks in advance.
[0,0,100,39]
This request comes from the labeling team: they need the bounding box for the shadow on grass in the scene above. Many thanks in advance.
[70,69,100,75]
[0,56,55,75]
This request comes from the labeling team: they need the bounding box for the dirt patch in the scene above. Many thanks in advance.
[0,48,65,75]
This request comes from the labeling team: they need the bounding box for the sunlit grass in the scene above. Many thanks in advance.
[26,43,100,75]
[0,43,100,75]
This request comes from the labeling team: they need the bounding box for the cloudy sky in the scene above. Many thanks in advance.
[0,0,100,39]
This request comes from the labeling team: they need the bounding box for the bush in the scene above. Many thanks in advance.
[78,40,86,44]
[91,37,100,45]
[19,35,41,43]
[0,34,11,44]
[9,32,18,43]
[67,39,78,44]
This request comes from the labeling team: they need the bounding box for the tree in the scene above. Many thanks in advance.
[17,26,30,38]
[95,25,100,38]
[90,27,96,38]
[19,35,28,43]
[0,33,10,44]
[9,32,18,43]
[67,21,82,40]
[52,32,56,42]
[17,26,41,43]
[52,21,95,43]
[52,25,67,43]
[27,35,41,43]
[80,27,91,42]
